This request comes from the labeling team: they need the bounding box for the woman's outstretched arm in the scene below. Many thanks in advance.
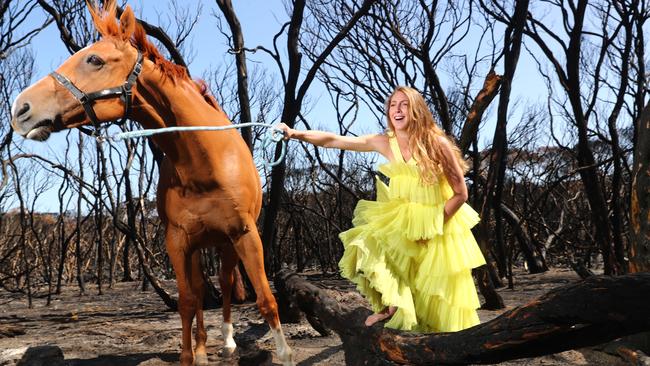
[277,123,388,154]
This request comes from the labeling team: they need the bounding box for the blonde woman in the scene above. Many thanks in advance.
[277,86,485,332]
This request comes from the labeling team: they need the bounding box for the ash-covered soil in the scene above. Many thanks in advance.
[0,268,629,365]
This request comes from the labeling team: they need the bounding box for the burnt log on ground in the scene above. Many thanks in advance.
[275,270,650,365]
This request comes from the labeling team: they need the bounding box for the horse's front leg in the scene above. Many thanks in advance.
[219,246,239,357]
[190,250,208,365]
[166,226,196,366]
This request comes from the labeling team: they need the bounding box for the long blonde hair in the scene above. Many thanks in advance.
[386,86,468,184]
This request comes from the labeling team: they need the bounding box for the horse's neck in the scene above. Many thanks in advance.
[133,70,234,181]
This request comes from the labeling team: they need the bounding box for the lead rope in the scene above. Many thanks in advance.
[96,122,287,167]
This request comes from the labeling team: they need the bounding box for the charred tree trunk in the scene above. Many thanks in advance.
[120,153,177,310]
[477,178,506,293]
[55,170,75,294]
[625,32,650,359]
[490,0,531,280]
[523,0,617,274]
[276,270,650,365]
[422,55,452,133]
[95,142,106,295]
[261,0,377,273]
[500,203,547,273]
[121,239,134,282]
[459,70,505,308]
[260,0,306,274]
[627,0,648,270]
[630,101,650,272]
[565,1,616,275]
[459,70,502,154]
[108,229,119,288]
[75,132,86,294]
[606,3,635,274]
[8,159,32,308]
[216,0,253,149]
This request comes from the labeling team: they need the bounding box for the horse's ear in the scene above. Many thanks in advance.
[119,5,136,41]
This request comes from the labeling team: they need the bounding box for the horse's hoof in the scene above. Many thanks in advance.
[180,354,193,366]
[194,353,209,365]
[280,350,295,366]
[281,359,296,366]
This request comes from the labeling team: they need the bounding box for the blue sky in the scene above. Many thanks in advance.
[28,1,283,81]
[24,0,548,128]
[11,0,551,212]
[15,0,345,212]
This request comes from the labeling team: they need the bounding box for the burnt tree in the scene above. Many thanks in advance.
[522,0,623,275]
[276,270,650,365]
[215,0,254,149]
[259,0,378,273]
[630,102,650,271]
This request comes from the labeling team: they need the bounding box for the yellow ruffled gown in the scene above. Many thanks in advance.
[338,135,486,332]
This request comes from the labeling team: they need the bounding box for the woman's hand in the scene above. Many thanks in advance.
[275,123,293,140]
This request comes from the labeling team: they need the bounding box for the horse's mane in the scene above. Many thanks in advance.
[195,79,223,111]
[88,0,221,112]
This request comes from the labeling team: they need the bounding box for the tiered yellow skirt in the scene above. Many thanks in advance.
[338,162,486,332]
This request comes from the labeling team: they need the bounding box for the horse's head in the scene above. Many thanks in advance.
[11,2,140,141]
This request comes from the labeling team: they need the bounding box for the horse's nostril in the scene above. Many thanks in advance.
[16,103,30,118]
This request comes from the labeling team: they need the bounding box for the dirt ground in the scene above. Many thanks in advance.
[0,267,631,365]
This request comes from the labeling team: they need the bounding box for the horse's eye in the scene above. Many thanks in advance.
[86,55,104,67]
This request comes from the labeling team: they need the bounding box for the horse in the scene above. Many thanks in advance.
[9,2,293,365]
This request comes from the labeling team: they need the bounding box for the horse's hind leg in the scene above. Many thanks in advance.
[219,246,239,356]
[165,226,196,366]
[233,219,294,366]
[190,250,208,365]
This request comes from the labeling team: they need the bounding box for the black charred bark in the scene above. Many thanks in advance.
[276,270,650,365]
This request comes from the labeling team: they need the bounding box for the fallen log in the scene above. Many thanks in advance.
[275,270,650,365]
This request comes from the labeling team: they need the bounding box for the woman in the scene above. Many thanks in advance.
[277,86,485,332]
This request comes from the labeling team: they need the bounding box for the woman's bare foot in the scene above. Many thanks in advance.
[364,306,397,326]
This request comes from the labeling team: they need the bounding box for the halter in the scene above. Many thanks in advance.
[50,50,144,136]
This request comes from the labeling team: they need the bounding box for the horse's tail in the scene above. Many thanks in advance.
[232,264,248,303]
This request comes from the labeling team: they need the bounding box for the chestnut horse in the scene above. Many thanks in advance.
[10,2,293,365]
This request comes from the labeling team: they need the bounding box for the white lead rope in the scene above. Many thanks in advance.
[96,122,287,167]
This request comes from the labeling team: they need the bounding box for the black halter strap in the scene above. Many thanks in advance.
[50,50,143,136]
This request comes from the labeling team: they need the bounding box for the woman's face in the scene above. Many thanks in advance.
[389,91,410,132]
